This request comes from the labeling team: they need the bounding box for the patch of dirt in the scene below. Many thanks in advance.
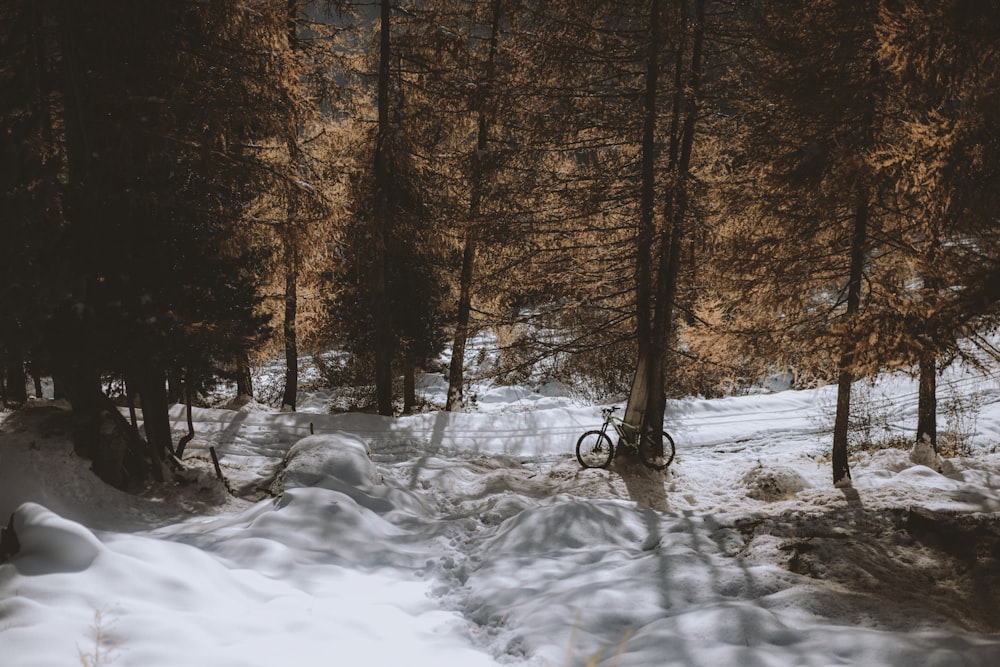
[732,507,1000,633]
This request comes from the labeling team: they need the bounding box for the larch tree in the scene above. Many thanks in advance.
[261,0,340,411]
[521,0,711,505]
[720,0,890,486]
[874,0,1000,451]
[438,0,507,412]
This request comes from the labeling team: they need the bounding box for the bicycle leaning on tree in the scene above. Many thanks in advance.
[575,406,675,471]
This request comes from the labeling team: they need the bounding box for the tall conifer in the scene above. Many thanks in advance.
[19,1,302,488]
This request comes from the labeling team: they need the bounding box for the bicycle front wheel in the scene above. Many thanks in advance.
[576,431,614,469]
[639,431,676,471]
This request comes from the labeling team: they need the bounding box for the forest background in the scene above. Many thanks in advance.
[1,0,998,496]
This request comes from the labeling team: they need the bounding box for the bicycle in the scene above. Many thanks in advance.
[576,406,675,471]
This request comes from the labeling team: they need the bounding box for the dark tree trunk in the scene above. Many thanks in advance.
[372,0,394,416]
[642,9,686,442]
[235,351,254,398]
[831,365,855,481]
[281,235,299,410]
[832,188,870,486]
[915,237,940,451]
[175,383,195,459]
[647,0,704,443]
[446,0,502,412]
[133,365,171,468]
[282,0,300,412]
[622,0,663,455]
[60,363,102,460]
[403,345,416,413]
[126,376,138,428]
[916,354,937,450]
[166,370,183,404]
[4,351,28,405]
[446,235,476,411]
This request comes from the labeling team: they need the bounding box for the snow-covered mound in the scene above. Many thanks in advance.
[741,465,811,500]
[8,503,104,575]
[271,433,382,492]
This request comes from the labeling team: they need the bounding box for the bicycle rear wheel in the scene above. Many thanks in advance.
[576,431,614,469]
[639,431,676,471]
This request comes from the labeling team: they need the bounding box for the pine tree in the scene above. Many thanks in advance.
[0,0,61,406]
[324,0,455,414]
[30,1,300,489]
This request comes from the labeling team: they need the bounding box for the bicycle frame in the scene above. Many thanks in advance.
[600,407,642,448]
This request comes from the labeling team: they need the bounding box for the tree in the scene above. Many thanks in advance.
[629,0,706,466]
[10,1,300,489]
[442,0,506,411]
[718,0,889,486]
[367,0,396,415]
[269,0,344,411]
[323,0,457,414]
[0,0,61,407]
[523,0,708,481]
[873,0,1000,451]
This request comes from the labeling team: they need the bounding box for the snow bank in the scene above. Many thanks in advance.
[0,446,498,667]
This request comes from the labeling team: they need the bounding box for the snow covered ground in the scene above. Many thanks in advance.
[2,368,1000,666]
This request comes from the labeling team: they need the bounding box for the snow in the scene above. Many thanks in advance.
[2,367,1000,666]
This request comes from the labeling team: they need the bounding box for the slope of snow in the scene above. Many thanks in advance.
[1,369,999,666]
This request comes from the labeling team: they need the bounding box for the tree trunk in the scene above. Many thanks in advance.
[622,0,662,457]
[282,0,300,412]
[831,365,854,483]
[446,0,501,412]
[281,234,299,410]
[372,0,394,416]
[133,364,171,467]
[59,361,102,460]
[915,236,940,451]
[166,370,183,404]
[916,354,937,450]
[832,187,870,487]
[4,349,28,405]
[126,376,138,428]
[175,383,195,459]
[403,345,416,413]
[644,4,688,443]
[235,351,254,399]
[446,234,476,411]
[647,0,704,443]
